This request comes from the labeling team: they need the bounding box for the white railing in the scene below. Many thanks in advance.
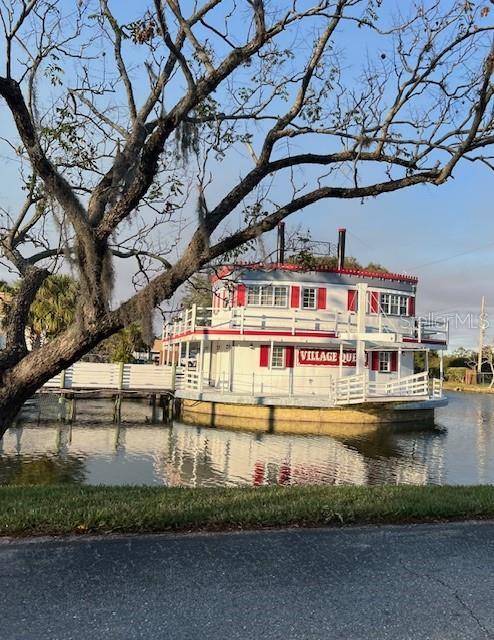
[416,317,449,343]
[332,373,367,404]
[173,367,441,405]
[333,372,439,405]
[163,304,449,344]
[163,305,349,339]
[181,370,203,391]
[43,362,178,391]
[368,371,429,398]
[432,378,443,399]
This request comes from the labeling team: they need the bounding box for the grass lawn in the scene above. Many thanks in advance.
[443,381,494,393]
[1,485,494,537]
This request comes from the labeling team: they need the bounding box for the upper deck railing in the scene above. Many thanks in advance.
[163,305,448,344]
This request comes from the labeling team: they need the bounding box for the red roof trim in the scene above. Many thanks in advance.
[211,262,418,284]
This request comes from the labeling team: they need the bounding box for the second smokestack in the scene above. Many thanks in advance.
[337,228,346,270]
[277,222,285,263]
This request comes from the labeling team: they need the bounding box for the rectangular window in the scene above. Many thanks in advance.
[378,351,391,373]
[271,345,285,369]
[273,286,288,307]
[247,285,288,307]
[302,287,316,309]
[260,285,272,306]
[380,293,408,316]
[247,285,260,305]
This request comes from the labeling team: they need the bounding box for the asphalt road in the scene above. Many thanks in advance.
[2,521,494,640]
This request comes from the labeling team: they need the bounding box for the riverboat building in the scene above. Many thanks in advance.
[162,229,448,428]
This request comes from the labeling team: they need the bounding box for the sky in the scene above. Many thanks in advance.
[0,0,492,351]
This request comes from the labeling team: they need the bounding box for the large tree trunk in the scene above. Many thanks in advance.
[0,318,124,438]
[0,391,29,435]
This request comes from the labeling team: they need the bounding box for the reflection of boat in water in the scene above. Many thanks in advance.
[0,415,446,487]
[156,421,447,487]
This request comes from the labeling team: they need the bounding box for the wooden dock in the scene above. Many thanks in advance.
[35,363,178,423]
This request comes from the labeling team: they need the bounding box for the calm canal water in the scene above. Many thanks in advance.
[1,392,493,486]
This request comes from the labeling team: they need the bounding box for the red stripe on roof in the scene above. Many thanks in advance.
[211,262,418,284]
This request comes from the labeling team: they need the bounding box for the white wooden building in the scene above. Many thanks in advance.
[162,250,448,409]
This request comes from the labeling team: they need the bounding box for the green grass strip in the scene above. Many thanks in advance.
[1,485,494,537]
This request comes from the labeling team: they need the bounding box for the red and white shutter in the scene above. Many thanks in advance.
[369,291,379,314]
[371,352,380,371]
[347,290,357,312]
[408,296,415,317]
[285,346,295,368]
[260,345,270,367]
[290,286,300,308]
[237,284,246,307]
[317,288,326,310]
[390,352,398,372]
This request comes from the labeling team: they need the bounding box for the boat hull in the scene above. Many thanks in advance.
[176,396,446,434]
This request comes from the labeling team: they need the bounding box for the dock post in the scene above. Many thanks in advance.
[169,394,175,423]
[113,362,124,424]
[159,394,166,423]
[67,395,76,423]
[57,394,66,422]
[57,369,66,422]
[113,394,122,424]
[151,394,157,422]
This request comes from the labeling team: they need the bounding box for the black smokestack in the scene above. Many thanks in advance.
[277,222,286,263]
[337,228,346,269]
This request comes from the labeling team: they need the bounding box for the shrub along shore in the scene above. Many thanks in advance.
[1,485,494,537]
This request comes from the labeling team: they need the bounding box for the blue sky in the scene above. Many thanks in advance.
[247,158,491,350]
[0,0,492,350]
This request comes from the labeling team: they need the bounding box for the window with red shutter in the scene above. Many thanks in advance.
[317,288,326,310]
[347,290,357,312]
[408,296,415,316]
[290,286,300,308]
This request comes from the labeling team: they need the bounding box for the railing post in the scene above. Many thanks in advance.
[171,362,177,391]
[191,304,197,332]
[240,306,245,334]
[118,362,124,390]
[199,340,204,392]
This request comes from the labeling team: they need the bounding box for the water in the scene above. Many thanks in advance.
[1,392,493,486]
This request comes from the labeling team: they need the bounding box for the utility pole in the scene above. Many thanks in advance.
[478,296,486,375]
